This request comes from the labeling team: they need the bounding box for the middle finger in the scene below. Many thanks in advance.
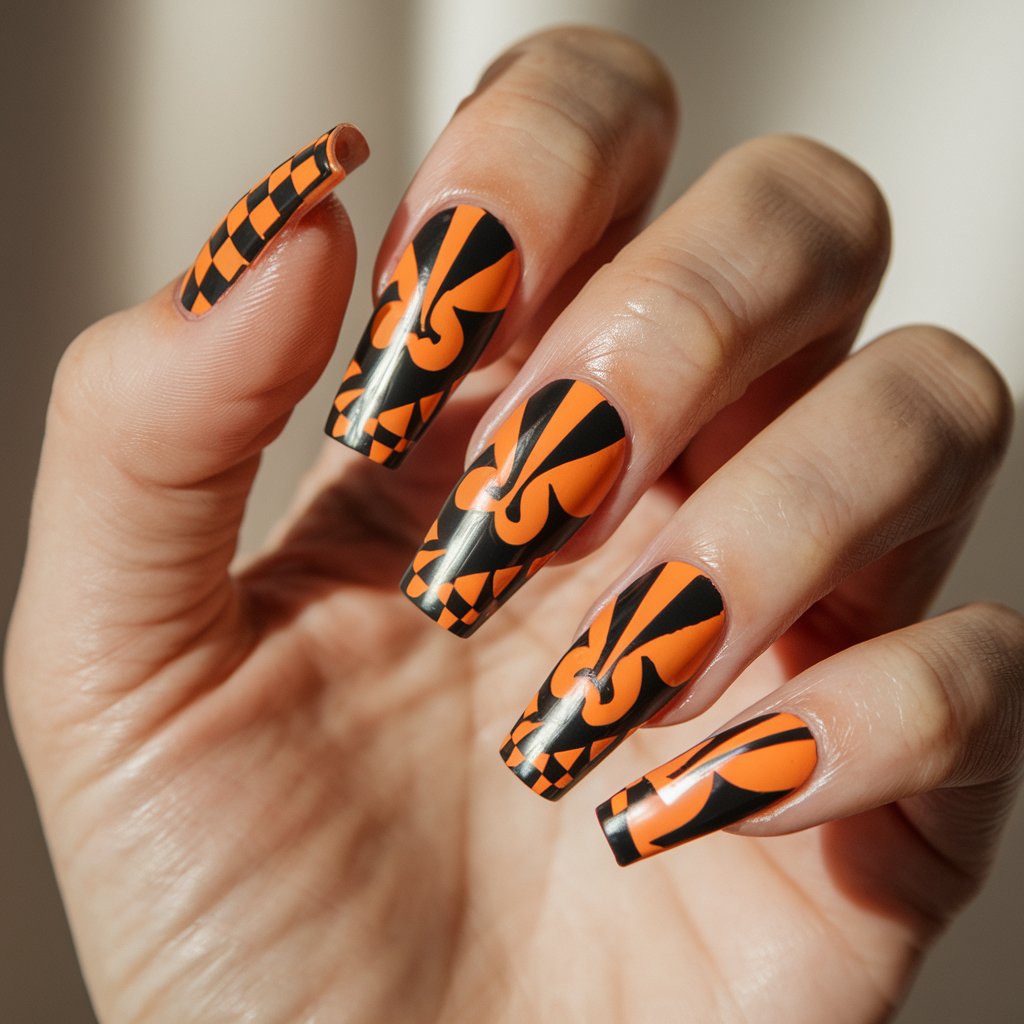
[402,134,891,637]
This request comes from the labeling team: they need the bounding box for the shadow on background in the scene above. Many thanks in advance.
[1,2,121,1019]
[0,3,414,1020]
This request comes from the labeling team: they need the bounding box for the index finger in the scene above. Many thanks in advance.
[325,26,677,467]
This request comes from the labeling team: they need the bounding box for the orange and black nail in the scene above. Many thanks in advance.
[179,123,368,316]
[325,205,520,467]
[402,378,626,637]
[501,562,724,799]
[597,712,817,866]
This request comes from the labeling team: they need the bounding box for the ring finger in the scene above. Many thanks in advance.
[498,323,1010,798]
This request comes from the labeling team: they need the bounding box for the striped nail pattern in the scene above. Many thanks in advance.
[326,205,519,467]
[402,379,626,637]
[501,562,724,799]
[597,712,817,866]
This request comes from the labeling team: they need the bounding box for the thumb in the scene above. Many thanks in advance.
[10,125,367,697]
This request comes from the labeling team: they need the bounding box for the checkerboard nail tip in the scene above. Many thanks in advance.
[500,562,725,799]
[401,379,626,635]
[179,123,367,317]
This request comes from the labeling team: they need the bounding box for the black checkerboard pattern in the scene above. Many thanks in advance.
[359,415,412,466]
[402,567,484,635]
[179,129,337,314]
[499,729,579,798]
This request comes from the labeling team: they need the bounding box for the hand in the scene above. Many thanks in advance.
[7,27,1023,1023]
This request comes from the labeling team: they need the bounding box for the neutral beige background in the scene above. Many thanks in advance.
[2,1,1022,1020]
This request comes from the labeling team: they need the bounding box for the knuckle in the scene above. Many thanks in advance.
[473,28,677,229]
[611,249,739,382]
[873,327,1013,481]
[881,633,964,768]
[889,605,1024,787]
[518,26,677,122]
[712,134,891,296]
[482,84,620,213]
[955,602,1024,695]
[49,312,170,477]
[964,600,1024,644]
[748,439,850,562]
[941,603,1024,783]
[50,315,124,428]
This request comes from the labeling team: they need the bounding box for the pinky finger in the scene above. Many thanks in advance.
[597,603,1024,874]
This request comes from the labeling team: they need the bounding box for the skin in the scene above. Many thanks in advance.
[6,27,1024,1024]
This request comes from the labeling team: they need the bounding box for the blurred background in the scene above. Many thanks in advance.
[2,1,1022,1019]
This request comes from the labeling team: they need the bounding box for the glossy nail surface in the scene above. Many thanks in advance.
[326,205,519,467]
[402,378,626,637]
[597,712,817,866]
[501,562,724,799]
[180,124,368,315]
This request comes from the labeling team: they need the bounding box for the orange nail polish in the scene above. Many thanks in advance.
[597,712,817,865]
[502,562,724,799]
[401,379,626,636]
[179,123,368,315]
[325,205,519,467]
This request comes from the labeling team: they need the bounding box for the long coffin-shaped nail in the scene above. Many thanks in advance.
[325,205,519,467]
[501,562,724,799]
[597,712,817,866]
[179,123,369,316]
[402,378,626,636]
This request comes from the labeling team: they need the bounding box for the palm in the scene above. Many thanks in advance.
[45,422,932,1023]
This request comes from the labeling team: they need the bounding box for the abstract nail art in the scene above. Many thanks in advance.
[179,123,368,315]
[501,562,724,799]
[597,712,817,866]
[325,205,519,467]
[402,378,626,637]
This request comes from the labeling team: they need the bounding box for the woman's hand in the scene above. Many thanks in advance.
[7,27,1023,1023]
